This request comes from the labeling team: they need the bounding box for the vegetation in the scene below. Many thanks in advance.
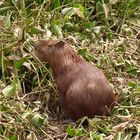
[0,0,140,139]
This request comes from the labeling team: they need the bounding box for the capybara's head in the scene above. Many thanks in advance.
[34,39,66,63]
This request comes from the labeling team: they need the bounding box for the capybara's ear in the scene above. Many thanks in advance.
[54,40,65,48]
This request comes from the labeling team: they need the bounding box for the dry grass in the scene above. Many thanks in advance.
[0,0,140,139]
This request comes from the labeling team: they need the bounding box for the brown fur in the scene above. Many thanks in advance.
[34,39,116,121]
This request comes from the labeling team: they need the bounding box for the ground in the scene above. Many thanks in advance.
[0,0,140,140]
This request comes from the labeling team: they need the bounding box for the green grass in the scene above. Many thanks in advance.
[0,0,140,139]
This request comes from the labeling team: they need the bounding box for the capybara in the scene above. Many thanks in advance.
[34,39,116,121]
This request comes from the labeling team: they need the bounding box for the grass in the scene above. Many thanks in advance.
[0,0,140,139]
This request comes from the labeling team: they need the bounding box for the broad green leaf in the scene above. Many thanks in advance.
[127,82,136,88]
[2,84,16,97]
[126,67,138,77]
[62,7,75,16]
[15,57,27,69]
[66,126,83,137]
[75,129,83,136]
[66,126,76,137]
[73,3,84,13]
[32,114,44,127]
[51,24,63,38]
[62,7,85,19]
[78,48,97,62]
[9,135,17,140]
[30,26,45,35]
[107,31,113,38]
[52,0,60,9]
[84,21,96,29]
[78,48,87,57]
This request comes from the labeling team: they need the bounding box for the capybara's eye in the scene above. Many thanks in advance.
[48,45,52,48]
